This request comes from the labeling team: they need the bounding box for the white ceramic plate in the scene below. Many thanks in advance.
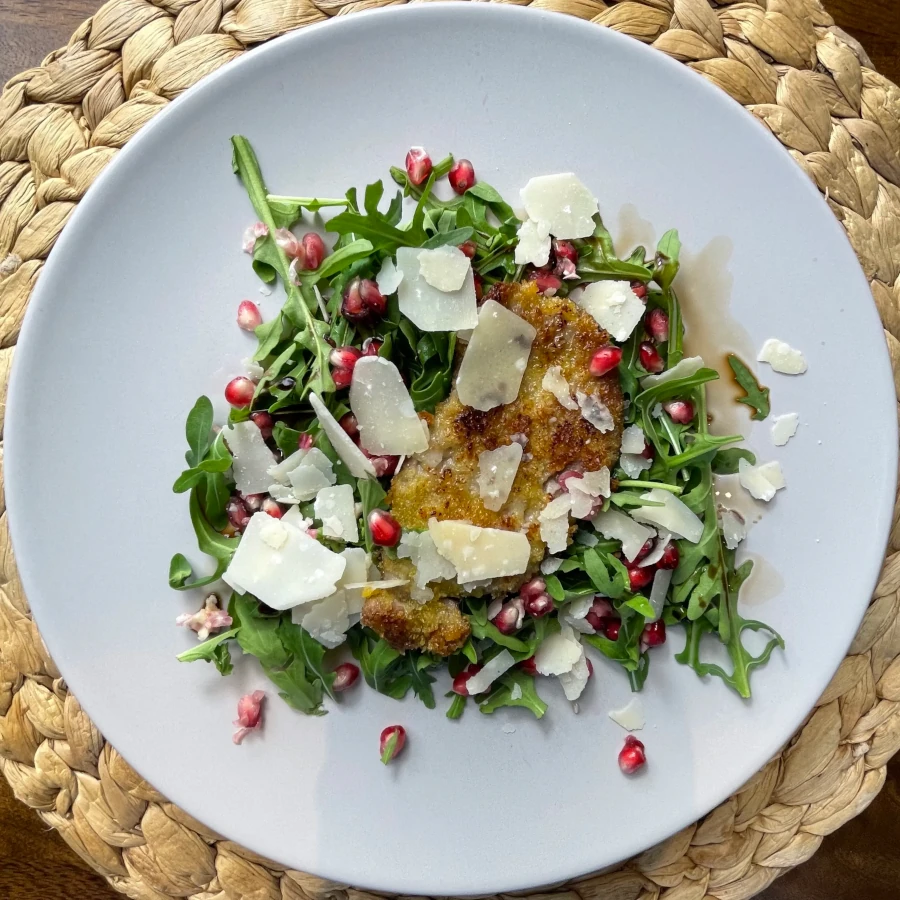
[6,4,896,894]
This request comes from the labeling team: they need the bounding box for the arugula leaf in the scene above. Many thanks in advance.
[479,671,547,719]
[184,396,214,468]
[232,594,289,668]
[712,447,756,474]
[177,627,238,674]
[727,354,770,421]
[446,693,467,719]
[654,229,681,291]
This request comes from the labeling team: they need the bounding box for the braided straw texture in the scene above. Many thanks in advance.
[1,0,899,898]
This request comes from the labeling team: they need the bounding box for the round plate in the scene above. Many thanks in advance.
[6,4,896,894]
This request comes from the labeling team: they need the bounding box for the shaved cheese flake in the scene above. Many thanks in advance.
[620,453,652,479]
[282,507,312,530]
[428,519,530,582]
[609,697,645,732]
[638,533,672,568]
[397,530,457,599]
[300,592,350,649]
[224,512,346,610]
[376,256,403,295]
[314,484,359,542]
[719,508,747,550]
[520,174,598,239]
[640,355,705,388]
[243,358,264,381]
[621,424,646,455]
[631,489,704,542]
[514,218,551,266]
[575,281,644,341]
[541,556,563,575]
[539,494,573,553]
[534,631,582,675]
[456,299,537,411]
[510,683,523,701]
[418,245,471,292]
[592,508,655,562]
[336,547,371,616]
[758,338,807,375]
[309,392,377,479]
[738,458,786,502]
[542,365,578,410]
[396,246,478,332]
[567,468,611,519]
[771,413,799,446]
[224,422,278,495]
[268,483,301,504]
[350,357,429,455]
[465,649,516,695]
[567,595,593,620]
[288,462,334,501]
[648,567,673,621]
[477,443,524,511]
[269,449,308,485]
[560,652,590,701]
[577,391,615,432]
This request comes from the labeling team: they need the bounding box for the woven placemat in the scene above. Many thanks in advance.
[1,0,899,898]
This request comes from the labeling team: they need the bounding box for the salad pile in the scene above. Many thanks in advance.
[170,137,787,761]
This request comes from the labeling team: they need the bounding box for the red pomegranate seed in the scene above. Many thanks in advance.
[520,578,547,602]
[558,470,583,492]
[339,412,359,438]
[639,341,664,374]
[491,598,524,635]
[647,307,670,343]
[524,593,554,618]
[368,509,401,547]
[448,158,476,194]
[589,345,623,377]
[605,619,621,641]
[458,240,477,259]
[237,300,262,331]
[380,724,406,764]
[642,621,667,647]
[274,228,304,260]
[224,376,255,408]
[586,658,594,678]
[585,610,604,631]
[362,336,383,357]
[233,690,266,744]
[332,662,360,692]
[302,233,326,270]
[628,565,654,591]
[641,440,655,460]
[635,539,654,562]
[330,346,363,370]
[452,664,483,696]
[663,400,694,424]
[342,277,386,323]
[530,269,562,296]
[242,493,265,512]
[618,735,646,774]
[369,455,399,478]
[520,656,538,676]
[261,498,283,519]
[474,273,484,302]
[552,239,578,266]
[226,496,251,532]
[592,597,614,619]
[250,411,274,440]
[631,281,648,300]
[658,543,679,570]
[332,368,353,390]
[405,147,432,186]
[298,432,314,450]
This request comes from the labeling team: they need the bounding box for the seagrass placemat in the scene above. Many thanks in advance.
[1,1,899,898]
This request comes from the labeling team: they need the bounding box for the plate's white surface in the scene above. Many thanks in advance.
[6,5,896,894]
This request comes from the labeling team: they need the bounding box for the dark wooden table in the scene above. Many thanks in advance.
[1,1,899,899]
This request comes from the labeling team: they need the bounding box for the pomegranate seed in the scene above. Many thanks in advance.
[362,336,383,357]
[491,598,524,635]
[552,239,578,266]
[405,147,432,186]
[586,658,594,677]
[298,433,314,450]
[380,724,407,764]
[233,690,266,745]
[332,662,360,692]
[558,470,583,492]
[619,735,647,774]
[250,411,274,440]
[332,368,353,389]
[452,664,483,696]
[524,592,554,618]
[339,412,359,438]
[448,158,476,194]
[592,597,614,619]
[302,233,326,270]
[330,346,363,370]
[631,281,648,300]
[647,307,669,343]
[605,619,621,641]
[589,345,623,377]
[641,440,655,460]
[226,496,251,532]
[628,565,654,591]
[237,300,262,331]
[658,543,679,570]
[520,656,538,676]
[639,341,664,374]
[663,400,695,424]
[474,273,484,302]
[342,277,386,323]
[585,610,604,631]
[368,509,402,547]
[635,539,654,562]
[520,578,547,602]
[242,493,265,512]
[274,227,304,259]
[369,454,399,478]
[224,376,255,408]
[261,498,283,519]
[643,621,667,647]
[530,269,562,296]
[458,240,477,259]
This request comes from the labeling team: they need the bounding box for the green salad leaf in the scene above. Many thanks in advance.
[727,354,770,421]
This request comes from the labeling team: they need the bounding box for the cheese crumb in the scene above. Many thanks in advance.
[758,338,807,375]
[738,458,786,502]
[771,413,799,446]
[621,424,646,455]
[417,246,471,292]
[542,366,578,410]
[514,218,551,266]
